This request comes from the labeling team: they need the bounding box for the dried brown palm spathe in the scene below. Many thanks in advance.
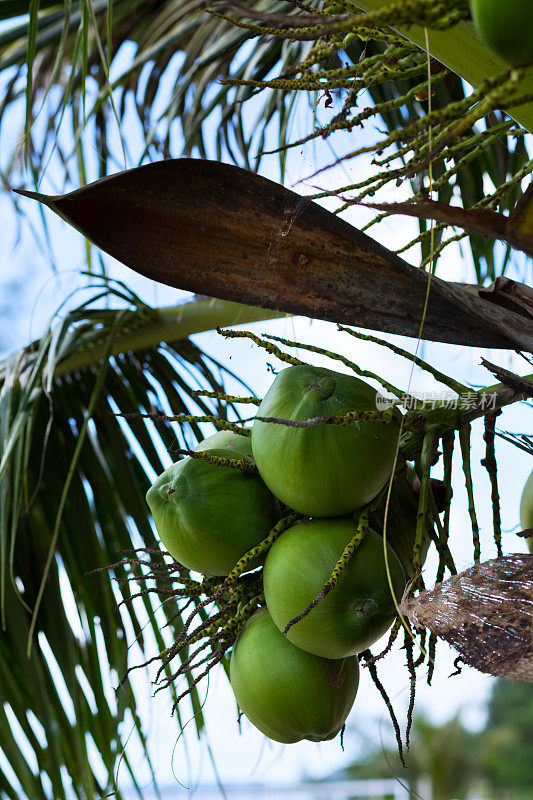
[401,554,533,681]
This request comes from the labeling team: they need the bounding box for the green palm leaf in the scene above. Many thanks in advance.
[0,286,276,798]
[1,0,310,179]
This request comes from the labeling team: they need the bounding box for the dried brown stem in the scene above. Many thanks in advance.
[361,650,406,768]
[481,412,503,557]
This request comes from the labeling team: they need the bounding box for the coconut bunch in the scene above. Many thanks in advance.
[119,324,528,747]
[144,362,445,744]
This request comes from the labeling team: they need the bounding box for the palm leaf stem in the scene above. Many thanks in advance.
[4,299,286,384]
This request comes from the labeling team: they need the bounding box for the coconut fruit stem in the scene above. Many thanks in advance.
[412,427,439,579]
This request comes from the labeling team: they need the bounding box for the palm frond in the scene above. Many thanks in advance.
[0,286,264,798]
[1,0,310,181]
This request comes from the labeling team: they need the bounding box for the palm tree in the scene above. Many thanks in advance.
[0,1,531,796]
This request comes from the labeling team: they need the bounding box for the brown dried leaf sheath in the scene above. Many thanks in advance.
[401,555,533,681]
[13,159,533,350]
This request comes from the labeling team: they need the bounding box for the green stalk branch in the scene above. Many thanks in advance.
[53,299,286,378]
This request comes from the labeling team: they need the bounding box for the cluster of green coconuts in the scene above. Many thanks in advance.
[145,0,533,740]
[147,365,425,744]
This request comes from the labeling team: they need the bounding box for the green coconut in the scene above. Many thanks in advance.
[230,608,359,743]
[470,0,533,66]
[146,448,281,576]
[194,430,253,457]
[252,365,401,516]
[264,517,406,659]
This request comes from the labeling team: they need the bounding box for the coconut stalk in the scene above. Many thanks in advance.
[352,0,533,133]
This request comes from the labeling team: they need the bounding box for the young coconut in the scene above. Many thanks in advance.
[230,608,359,743]
[252,365,401,517]
[146,449,281,576]
[263,518,406,659]
[194,429,252,458]
[470,0,533,66]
